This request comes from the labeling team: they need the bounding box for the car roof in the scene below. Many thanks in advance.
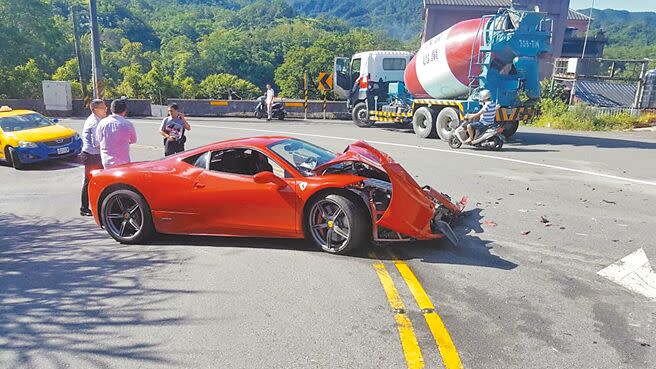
[184,136,293,155]
[0,109,39,118]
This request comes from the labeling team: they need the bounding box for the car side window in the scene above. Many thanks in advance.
[182,152,209,169]
[208,148,286,177]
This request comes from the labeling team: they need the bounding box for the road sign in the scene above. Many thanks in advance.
[318,72,333,92]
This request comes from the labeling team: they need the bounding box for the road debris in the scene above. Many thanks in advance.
[601,199,617,205]
[483,220,497,227]
[540,216,550,224]
[521,231,531,235]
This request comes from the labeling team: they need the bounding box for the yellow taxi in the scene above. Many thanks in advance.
[0,106,82,169]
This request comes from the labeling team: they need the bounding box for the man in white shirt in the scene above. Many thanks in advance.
[79,99,107,216]
[95,98,137,168]
[265,84,274,121]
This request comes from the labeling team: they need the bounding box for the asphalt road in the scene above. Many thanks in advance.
[1,117,655,369]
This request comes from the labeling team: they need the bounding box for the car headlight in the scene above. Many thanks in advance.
[18,141,38,148]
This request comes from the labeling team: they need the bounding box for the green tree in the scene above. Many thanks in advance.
[141,61,181,104]
[199,74,260,100]
[3,59,49,99]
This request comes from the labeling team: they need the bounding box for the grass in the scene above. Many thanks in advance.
[530,98,654,131]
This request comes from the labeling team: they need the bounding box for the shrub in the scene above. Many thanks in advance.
[533,98,640,131]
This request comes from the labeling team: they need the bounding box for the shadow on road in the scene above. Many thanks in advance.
[512,131,656,149]
[149,233,318,252]
[0,213,195,368]
[371,208,518,271]
[0,158,81,171]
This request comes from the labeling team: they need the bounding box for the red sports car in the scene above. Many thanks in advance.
[88,137,466,254]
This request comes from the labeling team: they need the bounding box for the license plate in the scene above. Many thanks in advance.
[57,147,70,155]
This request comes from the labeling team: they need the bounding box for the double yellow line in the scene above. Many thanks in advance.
[371,250,463,369]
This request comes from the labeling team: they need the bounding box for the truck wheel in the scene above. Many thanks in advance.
[436,107,460,141]
[352,102,373,127]
[412,107,437,138]
[503,121,519,138]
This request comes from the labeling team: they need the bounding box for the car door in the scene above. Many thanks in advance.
[190,148,298,237]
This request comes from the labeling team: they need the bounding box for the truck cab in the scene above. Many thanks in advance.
[333,51,414,126]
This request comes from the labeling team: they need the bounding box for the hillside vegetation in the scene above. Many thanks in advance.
[1,1,653,103]
[0,0,405,101]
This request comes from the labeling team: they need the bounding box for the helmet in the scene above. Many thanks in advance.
[479,90,492,101]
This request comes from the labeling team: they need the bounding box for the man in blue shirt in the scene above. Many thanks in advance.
[79,99,107,216]
[464,90,498,144]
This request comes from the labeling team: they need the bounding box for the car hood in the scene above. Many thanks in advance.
[315,141,464,239]
[4,125,77,143]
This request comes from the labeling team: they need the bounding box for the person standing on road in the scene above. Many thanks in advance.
[95,98,137,168]
[160,103,191,156]
[265,84,275,121]
[79,99,107,216]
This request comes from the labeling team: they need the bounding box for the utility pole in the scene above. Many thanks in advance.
[89,0,104,99]
[70,6,89,105]
[581,0,595,59]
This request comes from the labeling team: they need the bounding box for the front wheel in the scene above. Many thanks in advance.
[6,147,24,170]
[254,109,264,119]
[305,194,370,254]
[101,189,154,244]
[352,102,373,127]
[449,135,462,149]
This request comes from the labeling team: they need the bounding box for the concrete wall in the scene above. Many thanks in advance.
[1,98,151,117]
[167,99,350,120]
[72,99,151,117]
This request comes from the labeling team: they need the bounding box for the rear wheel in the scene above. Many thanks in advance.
[412,107,437,138]
[503,121,519,138]
[6,147,24,170]
[352,102,373,127]
[306,194,370,255]
[492,136,504,151]
[436,107,460,141]
[101,189,154,244]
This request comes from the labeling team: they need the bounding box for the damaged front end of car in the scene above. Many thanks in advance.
[315,141,467,245]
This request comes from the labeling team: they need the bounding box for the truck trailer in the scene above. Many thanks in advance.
[333,8,552,140]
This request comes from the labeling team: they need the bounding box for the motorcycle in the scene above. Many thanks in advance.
[255,96,286,120]
[448,116,505,151]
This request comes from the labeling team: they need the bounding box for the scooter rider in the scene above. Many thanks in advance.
[464,90,498,144]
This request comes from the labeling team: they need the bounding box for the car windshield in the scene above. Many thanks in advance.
[268,139,336,176]
[0,113,54,132]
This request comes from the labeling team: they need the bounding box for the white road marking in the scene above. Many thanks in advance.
[137,121,656,187]
[598,248,656,301]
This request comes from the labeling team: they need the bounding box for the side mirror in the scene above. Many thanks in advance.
[253,171,287,188]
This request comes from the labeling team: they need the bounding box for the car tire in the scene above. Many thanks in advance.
[6,147,24,170]
[352,102,373,127]
[436,107,460,141]
[100,188,154,244]
[503,121,519,138]
[412,107,437,138]
[305,194,370,255]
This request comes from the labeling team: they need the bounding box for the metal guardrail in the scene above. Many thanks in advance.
[568,105,642,117]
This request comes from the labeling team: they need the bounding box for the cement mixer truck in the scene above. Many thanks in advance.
[332,8,552,140]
